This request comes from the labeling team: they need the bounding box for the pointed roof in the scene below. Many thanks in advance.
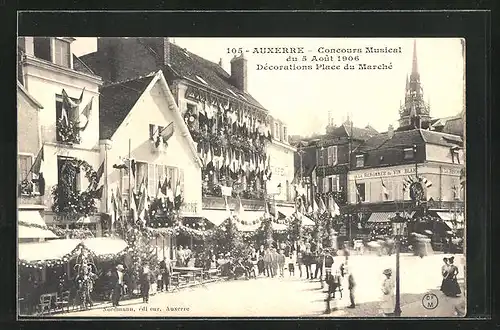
[412,39,418,75]
[99,70,203,168]
[99,74,155,140]
[17,81,43,109]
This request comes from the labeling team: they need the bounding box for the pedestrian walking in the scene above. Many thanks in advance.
[346,266,356,308]
[288,252,296,276]
[263,247,273,277]
[278,250,286,277]
[257,245,265,275]
[314,247,324,280]
[271,248,279,278]
[109,264,124,307]
[303,245,313,279]
[296,249,303,278]
[381,268,395,316]
[140,264,151,303]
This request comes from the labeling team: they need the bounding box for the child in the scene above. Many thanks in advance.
[288,252,296,276]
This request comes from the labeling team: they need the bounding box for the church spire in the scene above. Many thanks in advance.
[412,39,418,75]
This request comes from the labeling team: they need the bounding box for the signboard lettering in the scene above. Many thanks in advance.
[180,202,199,214]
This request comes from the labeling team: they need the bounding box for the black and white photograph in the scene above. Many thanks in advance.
[17,36,466,318]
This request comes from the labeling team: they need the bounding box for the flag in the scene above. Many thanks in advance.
[116,186,123,215]
[421,177,432,188]
[94,185,104,199]
[166,179,174,202]
[354,179,362,204]
[62,88,84,123]
[381,178,389,200]
[93,161,104,190]
[62,88,84,108]
[224,196,231,218]
[110,190,117,226]
[78,97,94,131]
[318,197,326,214]
[264,200,270,218]
[156,180,165,200]
[312,198,319,213]
[235,197,245,219]
[161,176,169,195]
[174,178,183,207]
[137,180,148,221]
[29,146,44,176]
[160,122,175,143]
[329,195,340,217]
[129,190,138,222]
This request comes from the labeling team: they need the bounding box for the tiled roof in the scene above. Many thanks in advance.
[166,43,265,110]
[99,75,155,139]
[72,54,95,75]
[420,129,463,147]
[442,117,464,136]
[80,39,266,111]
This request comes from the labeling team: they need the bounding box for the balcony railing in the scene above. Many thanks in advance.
[202,182,265,201]
[202,195,265,211]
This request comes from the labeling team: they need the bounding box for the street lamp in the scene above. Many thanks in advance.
[391,212,407,317]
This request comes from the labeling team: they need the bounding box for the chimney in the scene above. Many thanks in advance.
[388,125,394,139]
[219,58,223,66]
[163,37,170,66]
[230,54,248,92]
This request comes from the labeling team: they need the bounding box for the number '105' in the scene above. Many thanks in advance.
[227,48,243,54]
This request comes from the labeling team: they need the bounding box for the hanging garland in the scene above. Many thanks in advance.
[51,158,101,217]
[57,118,81,144]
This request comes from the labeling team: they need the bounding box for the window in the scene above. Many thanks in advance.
[54,39,71,68]
[135,162,148,188]
[33,37,51,62]
[355,155,364,168]
[18,155,33,185]
[327,146,338,165]
[451,147,461,164]
[326,175,340,192]
[57,157,80,193]
[149,124,164,141]
[317,148,327,166]
[146,163,180,197]
[55,95,80,143]
[403,148,415,160]
[356,183,365,202]
[283,126,288,143]
[275,123,279,139]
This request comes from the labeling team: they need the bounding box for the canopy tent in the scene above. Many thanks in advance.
[18,226,58,239]
[436,212,464,229]
[18,210,58,239]
[367,211,415,223]
[82,237,128,256]
[18,237,128,262]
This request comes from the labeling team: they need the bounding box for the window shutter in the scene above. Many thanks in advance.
[327,147,332,165]
[54,42,61,65]
[332,146,338,165]
[323,177,328,193]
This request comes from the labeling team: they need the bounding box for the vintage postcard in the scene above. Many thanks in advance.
[17,37,465,318]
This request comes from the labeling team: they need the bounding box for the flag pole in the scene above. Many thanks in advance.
[128,138,132,224]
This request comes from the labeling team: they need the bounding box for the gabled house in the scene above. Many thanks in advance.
[99,70,203,259]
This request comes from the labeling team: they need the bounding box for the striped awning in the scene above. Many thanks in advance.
[367,212,396,223]
[18,210,47,227]
[18,239,82,262]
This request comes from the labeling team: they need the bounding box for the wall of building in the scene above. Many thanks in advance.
[426,144,464,165]
[22,56,102,151]
[17,90,41,156]
[266,141,296,202]
[106,81,202,217]
[348,162,464,204]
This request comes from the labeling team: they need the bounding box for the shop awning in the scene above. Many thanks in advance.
[368,211,415,223]
[277,206,295,218]
[437,212,464,223]
[82,237,128,256]
[19,239,82,262]
[18,210,47,227]
[18,225,58,239]
[202,209,232,226]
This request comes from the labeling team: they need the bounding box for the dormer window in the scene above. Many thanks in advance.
[54,38,71,68]
[403,147,415,160]
[451,146,461,164]
[33,37,51,62]
[355,154,364,168]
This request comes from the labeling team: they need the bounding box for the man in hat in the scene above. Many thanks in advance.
[345,264,356,308]
[381,268,395,316]
[110,264,125,307]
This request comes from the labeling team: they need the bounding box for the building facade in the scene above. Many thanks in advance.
[80,37,296,226]
[18,37,104,236]
[98,70,203,259]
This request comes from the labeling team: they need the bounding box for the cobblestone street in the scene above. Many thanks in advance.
[58,253,465,318]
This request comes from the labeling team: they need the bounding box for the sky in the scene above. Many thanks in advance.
[72,37,465,137]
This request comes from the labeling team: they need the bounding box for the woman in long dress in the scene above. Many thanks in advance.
[443,256,462,297]
[381,268,395,316]
[440,257,450,293]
